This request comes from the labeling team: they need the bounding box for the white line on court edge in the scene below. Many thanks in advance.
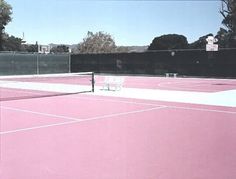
[66,95,236,114]
[167,105,236,114]
[0,120,78,135]
[0,106,167,135]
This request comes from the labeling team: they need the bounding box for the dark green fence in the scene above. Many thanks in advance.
[1,49,236,77]
[0,52,70,75]
[71,48,236,78]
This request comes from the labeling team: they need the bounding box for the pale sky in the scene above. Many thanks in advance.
[5,0,223,46]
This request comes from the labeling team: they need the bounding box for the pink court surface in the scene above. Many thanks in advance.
[0,75,236,179]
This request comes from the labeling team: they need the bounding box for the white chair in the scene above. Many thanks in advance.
[114,77,124,91]
[103,76,125,91]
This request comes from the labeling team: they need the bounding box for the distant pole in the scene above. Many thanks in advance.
[22,32,26,44]
[68,53,71,73]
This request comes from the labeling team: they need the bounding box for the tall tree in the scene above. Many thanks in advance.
[148,34,188,50]
[78,31,117,53]
[2,33,23,51]
[0,0,12,51]
[220,0,236,32]
[220,0,236,47]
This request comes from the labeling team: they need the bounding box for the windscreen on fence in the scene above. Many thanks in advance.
[71,48,236,78]
[0,52,70,76]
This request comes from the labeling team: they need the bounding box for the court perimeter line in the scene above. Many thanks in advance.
[167,105,236,114]
[0,106,166,135]
[0,120,78,135]
[69,95,236,115]
[2,106,83,121]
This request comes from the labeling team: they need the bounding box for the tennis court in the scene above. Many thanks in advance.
[0,74,236,179]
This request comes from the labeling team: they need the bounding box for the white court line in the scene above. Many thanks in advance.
[67,95,236,114]
[1,96,236,136]
[0,106,166,135]
[0,120,78,135]
[2,106,82,121]
[167,105,236,114]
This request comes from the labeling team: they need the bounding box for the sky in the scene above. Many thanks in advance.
[5,0,223,46]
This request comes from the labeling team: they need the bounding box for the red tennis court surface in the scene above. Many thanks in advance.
[0,75,236,179]
[96,75,236,92]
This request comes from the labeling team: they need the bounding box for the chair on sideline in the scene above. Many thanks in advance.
[103,76,125,91]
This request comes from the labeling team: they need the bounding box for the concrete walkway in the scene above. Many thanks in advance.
[94,87,236,107]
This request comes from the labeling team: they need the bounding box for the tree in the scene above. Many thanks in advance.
[220,0,236,32]
[215,28,230,48]
[148,34,188,50]
[220,0,236,47]
[189,33,214,49]
[2,33,23,51]
[51,45,69,53]
[22,43,38,52]
[78,31,117,53]
[0,0,12,51]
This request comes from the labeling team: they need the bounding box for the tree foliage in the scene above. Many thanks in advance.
[189,33,213,49]
[78,31,117,53]
[148,34,188,50]
[220,0,236,47]
[51,45,69,53]
[2,33,23,51]
[215,28,230,48]
[2,34,38,52]
[220,0,236,32]
[22,43,38,52]
[0,0,12,50]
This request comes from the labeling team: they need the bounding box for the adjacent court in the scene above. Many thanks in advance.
[0,74,236,179]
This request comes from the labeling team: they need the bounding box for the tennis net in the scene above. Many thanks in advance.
[0,72,95,101]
